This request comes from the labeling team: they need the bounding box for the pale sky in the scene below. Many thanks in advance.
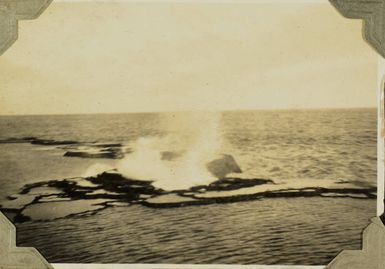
[0,2,378,115]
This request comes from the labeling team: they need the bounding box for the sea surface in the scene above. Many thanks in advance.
[0,108,378,265]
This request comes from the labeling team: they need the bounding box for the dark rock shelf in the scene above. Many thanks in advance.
[0,171,377,223]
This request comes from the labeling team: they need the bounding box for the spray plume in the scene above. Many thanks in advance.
[117,111,223,190]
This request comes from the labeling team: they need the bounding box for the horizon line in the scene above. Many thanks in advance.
[0,106,377,117]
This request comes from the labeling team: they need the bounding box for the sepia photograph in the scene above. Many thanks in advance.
[0,1,379,265]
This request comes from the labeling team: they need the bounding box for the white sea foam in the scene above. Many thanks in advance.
[82,163,115,178]
[117,112,223,190]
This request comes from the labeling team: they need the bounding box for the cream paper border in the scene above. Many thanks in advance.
[0,0,384,268]
[51,264,324,269]
[377,56,385,216]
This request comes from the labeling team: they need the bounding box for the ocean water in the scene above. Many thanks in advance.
[0,108,378,264]
[0,108,377,184]
[16,198,375,265]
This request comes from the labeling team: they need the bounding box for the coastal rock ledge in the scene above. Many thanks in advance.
[0,171,376,223]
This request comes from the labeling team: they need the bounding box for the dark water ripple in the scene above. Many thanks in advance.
[0,109,377,264]
[15,197,375,265]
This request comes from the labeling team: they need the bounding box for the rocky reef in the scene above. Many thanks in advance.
[0,136,377,224]
[0,170,377,223]
[0,137,78,146]
[0,137,126,159]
